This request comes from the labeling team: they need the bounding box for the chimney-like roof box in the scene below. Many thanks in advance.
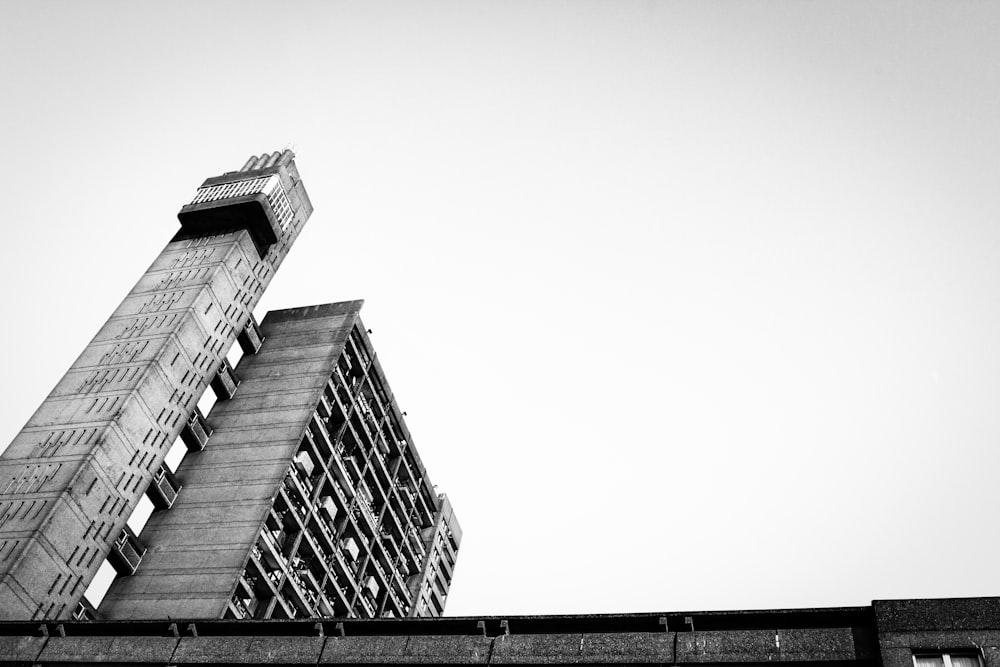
[177,150,296,257]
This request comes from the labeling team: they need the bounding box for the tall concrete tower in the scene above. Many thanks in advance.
[0,152,313,619]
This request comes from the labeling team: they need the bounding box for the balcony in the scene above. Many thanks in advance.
[370,559,389,589]
[237,573,257,601]
[328,455,356,499]
[328,477,349,507]
[352,412,375,448]
[388,558,408,594]
[284,575,314,617]
[414,492,435,528]
[318,495,338,523]
[357,593,375,618]
[293,451,315,480]
[211,358,240,400]
[317,393,333,420]
[308,414,334,460]
[260,529,288,569]
[229,597,253,619]
[341,537,360,562]
[370,451,391,490]
[344,457,363,487]
[387,586,405,616]
[400,538,421,576]
[146,464,182,510]
[316,592,336,617]
[355,497,377,535]
[363,575,380,600]
[281,478,310,519]
[312,515,337,553]
[384,504,405,542]
[408,529,426,557]
[108,526,146,576]
[180,407,212,452]
[237,314,264,355]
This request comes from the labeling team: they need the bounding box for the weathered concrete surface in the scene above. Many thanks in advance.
[0,633,46,663]
[173,635,326,664]
[676,629,779,662]
[0,154,313,621]
[875,598,1000,632]
[873,599,1000,667]
[37,634,178,663]
[101,302,360,620]
[318,634,410,663]
[492,631,674,664]
[777,628,858,661]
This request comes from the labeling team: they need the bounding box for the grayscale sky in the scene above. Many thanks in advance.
[1,0,998,615]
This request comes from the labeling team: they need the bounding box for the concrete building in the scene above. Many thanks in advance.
[0,152,994,667]
[0,152,460,622]
[0,596,997,666]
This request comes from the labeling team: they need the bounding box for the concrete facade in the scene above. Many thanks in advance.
[0,151,312,621]
[0,597,994,666]
[98,302,461,621]
[0,152,460,623]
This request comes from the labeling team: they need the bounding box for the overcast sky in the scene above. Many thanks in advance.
[1,1,998,616]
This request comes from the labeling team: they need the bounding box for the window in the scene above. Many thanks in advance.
[915,653,983,667]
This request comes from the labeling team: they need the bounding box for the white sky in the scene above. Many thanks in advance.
[1,1,998,616]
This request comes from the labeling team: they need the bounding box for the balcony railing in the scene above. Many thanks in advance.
[355,501,377,533]
[362,575,380,600]
[260,530,287,570]
[357,594,374,618]
[309,414,335,459]
[293,451,315,483]
[318,495,338,523]
[230,594,258,619]
[146,464,182,510]
[408,529,426,556]
[237,314,264,355]
[71,600,96,621]
[341,537,360,562]
[344,457,362,486]
[283,473,311,517]
[328,455,356,500]
[211,358,240,400]
[181,407,212,452]
[108,526,146,576]
[314,514,337,550]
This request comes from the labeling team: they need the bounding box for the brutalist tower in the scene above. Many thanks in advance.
[0,152,461,622]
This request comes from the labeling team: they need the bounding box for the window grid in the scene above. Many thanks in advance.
[189,175,294,231]
[227,327,456,621]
